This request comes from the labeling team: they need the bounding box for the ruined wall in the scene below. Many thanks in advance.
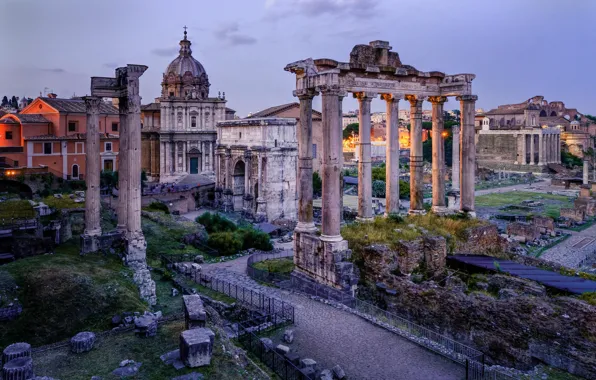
[455,225,509,256]
[506,222,540,242]
[560,208,585,222]
[476,134,517,163]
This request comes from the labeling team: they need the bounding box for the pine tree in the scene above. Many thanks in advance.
[1,96,7,107]
[10,96,18,109]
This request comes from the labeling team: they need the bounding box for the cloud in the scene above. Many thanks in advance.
[214,22,257,46]
[264,0,380,20]
[40,68,66,73]
[151,47,179,57]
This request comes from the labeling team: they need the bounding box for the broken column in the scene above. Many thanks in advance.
[354,92,375,222]
[2,343,30,364]
[429,96,447,214]
[81,96,102,254]
[183,294,206,329]
[70,331,96,353]
[295,89,317,233]
[584,158,589,185]
[406,95,425,214]
[382,93,401,215]
[457,95,478,216]
[180,328,215,368]
[2,357,33,380]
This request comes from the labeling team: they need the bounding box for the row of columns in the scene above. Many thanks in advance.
[159,140,215,175]
[294,86,478,241]
[516,132,561,165]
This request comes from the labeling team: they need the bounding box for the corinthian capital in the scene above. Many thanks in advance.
[318,84,344,96]
[428,96,447,105]
[294,88,319,100]
[83,96,102,115]
[405,94,425,106]
[380,93,404,102]
[353,92,377,102]
[456,95,478,103]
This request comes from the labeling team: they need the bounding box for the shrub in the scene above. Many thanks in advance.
[207,231,243,256]
[561,151,582,168]
[399,180,410,199]
[239,228,273,251]
[312,172,322,197]
[145,201,170,214]
[196,212,237,234]
[372,180,386,198]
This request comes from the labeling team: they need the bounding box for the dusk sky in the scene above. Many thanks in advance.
[1,0,594,117]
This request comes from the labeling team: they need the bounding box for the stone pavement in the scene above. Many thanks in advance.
[541,223,596,268]
[200,262,464,379]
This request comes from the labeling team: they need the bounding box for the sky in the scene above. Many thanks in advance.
[1,0,595,117]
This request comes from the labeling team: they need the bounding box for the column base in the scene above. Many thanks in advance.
[124,233,157,306]
[447,190,460,210]
[320,234,343,243]
[459,210,477,218]
[295,222,317,234]
[408,209,427,216]
[255,198,267,222]
[80,230,121,255]
[80,233,101,255]
[431,206,450,216]
[355,216,374,223]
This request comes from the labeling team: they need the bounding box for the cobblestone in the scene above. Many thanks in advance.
[541,223,596,268]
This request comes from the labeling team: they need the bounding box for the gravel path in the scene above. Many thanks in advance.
[201,262,464,380]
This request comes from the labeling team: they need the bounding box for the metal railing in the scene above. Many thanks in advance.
[246,250,294,289]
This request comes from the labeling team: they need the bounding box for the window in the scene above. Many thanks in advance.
[13,160,18,167]
[72,164,79,179]
[111,122,118,132]
[191,116,197,128]
[5,131,12,140]
[169,92,174,97]
[239,132,242,139]
[68,121,77,132]
[44,142,52,154]
[105,142,112,152]
[75,142,84,154]
[313,143,317,159]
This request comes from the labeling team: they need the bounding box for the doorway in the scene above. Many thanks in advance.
[190,157,199,174]
[103,159,114,172]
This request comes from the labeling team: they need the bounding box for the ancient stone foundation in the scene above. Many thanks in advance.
[183,295,206,329]
[180,328,215,368]
[292,231,359,294]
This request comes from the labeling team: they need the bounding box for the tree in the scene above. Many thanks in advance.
[343,123,359,139]
[372,180,385,198]
[1,96,7,107]
[10,96,18,109]
[586,114,596,123]
[313,172,322,197]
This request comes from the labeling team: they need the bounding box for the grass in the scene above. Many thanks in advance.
[0,199,35,221]
[33,319,269,380]
[475,191,574,218]
[252,258,295,274]
[0,240,147,347]
[43,195,83,210]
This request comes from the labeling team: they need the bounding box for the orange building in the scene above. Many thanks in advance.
[0,96,120,179]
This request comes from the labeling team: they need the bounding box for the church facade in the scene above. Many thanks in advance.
[141,30,235,183]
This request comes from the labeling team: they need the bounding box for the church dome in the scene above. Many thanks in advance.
[161,29,210,100]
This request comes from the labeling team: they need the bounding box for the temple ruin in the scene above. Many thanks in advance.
[81,64,156,305]
[285,40,477,292]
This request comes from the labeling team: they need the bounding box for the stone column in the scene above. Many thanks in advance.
[201,142,207,173]
[320,85,344,241]
[406,95,425,214]
[354,92,375,222]
[514,134,520,165]
[382,93,401,215]
[452,125,460,190]
[126,76,144,241]
[82,96,102,248]
[538,132,544,166]
[225,150,231,189]
[429,96,447,214]
[295,89,317,233]
[117,96,129,232]
[557,135,561,164]
[529,133,535,165]
[457,95,478,215]
[209,141,214,173]
[584,158,589,185]
[159,140,165,178]
[244,151,251,195]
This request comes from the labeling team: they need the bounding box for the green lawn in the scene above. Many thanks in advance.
[0,199,35,222]
[252,258,295,274]
[475,191,574,218]
[0,241,147,347]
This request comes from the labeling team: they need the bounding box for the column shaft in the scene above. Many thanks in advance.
[383,94,400,215]
[117,97,129,231]
[538,133,544,165]
[296,90,317,232]
[429,96,447,212]
[202,142,207,173]
[320,86,343,240]
[257,155,263,198]
[529,133,535,165]
[127,93,143,236]
[84,96,102,236]
[355,92,374,221]
[458,95,478,214]
[452,125,460,190]
[406,95,425,213]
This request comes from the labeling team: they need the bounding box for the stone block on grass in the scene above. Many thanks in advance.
[70,331,96,353]
[180,328,215,368]
[2,342,31,365]
[2,357,34,380]
[275,344,290,355]
[183,295,206,329]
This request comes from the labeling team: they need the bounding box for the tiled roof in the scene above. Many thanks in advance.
[141,103,160,111]
[41,97,118,114]
[16,114,51,123]
[26,133,119,141]
[248,102,322,119]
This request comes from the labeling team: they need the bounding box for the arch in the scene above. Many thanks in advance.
[0,180,32,199]
[539,110,547,117]
[72,164,79,180]
[232,160,245,211]
[550,111,557,117]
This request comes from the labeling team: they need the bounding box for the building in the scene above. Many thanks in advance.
[0,95,120,179]
[248,102,323,174]
[215,118,297,222]
[342,112,358,128]
[155,30,235,183]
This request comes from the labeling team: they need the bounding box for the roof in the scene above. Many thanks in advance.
[485,108,525,116]
[25,133,119,141]
[248,102,322,119]
[141,103,160,111]
[40,97,119,114]
[225,107,236,113]
[0,114,51,124]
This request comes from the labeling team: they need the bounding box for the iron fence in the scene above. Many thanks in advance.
[246,251,293,289]
[238,318,312,380]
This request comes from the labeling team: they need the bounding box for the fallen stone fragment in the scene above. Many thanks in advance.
[183,295,206,329]
[300,358,317,371]
[319,369,333,380]
[2,342,31,364]
[259,338,273,352]
[134,315,157,337]
[112,361,142,377]
[180,328,215,368]
[275,344,290,355]
[3,357,34,380]
[332,364,346,379]
[70,331,96,353]
[284,352,300,365]
[283,329,294,344]
[171,372,204,380]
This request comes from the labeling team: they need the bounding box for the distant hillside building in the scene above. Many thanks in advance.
[0,96,120,179]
